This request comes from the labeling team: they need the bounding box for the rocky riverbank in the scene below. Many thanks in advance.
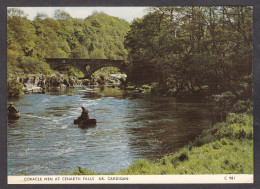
[16,74,83,94]
[13,73,127,94]
[90,74,127,86]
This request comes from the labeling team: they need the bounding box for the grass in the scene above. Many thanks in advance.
[68,111,253,175]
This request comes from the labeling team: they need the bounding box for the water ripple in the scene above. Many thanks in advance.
[8,86,213,175]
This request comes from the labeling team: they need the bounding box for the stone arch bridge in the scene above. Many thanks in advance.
[45,58,128,78]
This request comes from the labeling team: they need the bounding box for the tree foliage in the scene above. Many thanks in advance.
[7,7,252,101]
[125,7,253,99]
[7,8,130,75]
[7,77,24,98]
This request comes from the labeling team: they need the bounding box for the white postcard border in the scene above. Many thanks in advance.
[8,174,253,184]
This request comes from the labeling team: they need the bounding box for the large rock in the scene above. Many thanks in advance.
[48,74,65,87]
[82,79,90,86]
[90,76,98,85]
[19,74,83,94]
[97,75,105,84]
[20,75,46,94]
[23,84,43,94]
[47,74,82,88]
[71,76,83,86]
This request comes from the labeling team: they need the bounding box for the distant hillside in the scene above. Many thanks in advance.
[7,8,130,76]
[84,12,130,60]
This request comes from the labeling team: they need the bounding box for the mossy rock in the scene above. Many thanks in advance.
[141,85,151,89]
[126,85,136,90]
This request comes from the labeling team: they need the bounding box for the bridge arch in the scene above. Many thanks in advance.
[45,58,128,79]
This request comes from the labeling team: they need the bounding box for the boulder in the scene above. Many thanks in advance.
[23,84,43,94]
[17,74,84,94]
[82,79,90,86]
[97,75,105,84]
[21,75,46,94]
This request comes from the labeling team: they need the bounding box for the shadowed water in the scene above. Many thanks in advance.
[8,86,213,175]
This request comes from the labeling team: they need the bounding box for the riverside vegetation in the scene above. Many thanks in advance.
[8,7,252,101]
[7,8,130,98]
[8,7,253,175]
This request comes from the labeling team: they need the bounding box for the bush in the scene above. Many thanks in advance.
[178,150,189,161]
[7,51,23,74]
[141,84,151,89]
[221,138,228,145]
[231,100,252,113]
[92,66,121,78]
[215,113,253,140]
[150,82,159,94]
[18,56,54,75]
[8,77,23,98]
[58,66,84,78]
[212,141,222,149]
[124,160,153,174]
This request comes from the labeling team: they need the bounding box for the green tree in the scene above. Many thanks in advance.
[54,10,72,21]
[8,10,37,56]
[125,6,252,99]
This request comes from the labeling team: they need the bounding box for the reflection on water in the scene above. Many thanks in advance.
[8,86,213,175]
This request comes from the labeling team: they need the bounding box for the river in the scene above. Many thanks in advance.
[8,86,213,175]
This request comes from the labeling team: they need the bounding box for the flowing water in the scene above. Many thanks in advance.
[8,86,214,175]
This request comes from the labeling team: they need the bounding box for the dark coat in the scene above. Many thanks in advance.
[8,105,19,113]
[80,106,89,119]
